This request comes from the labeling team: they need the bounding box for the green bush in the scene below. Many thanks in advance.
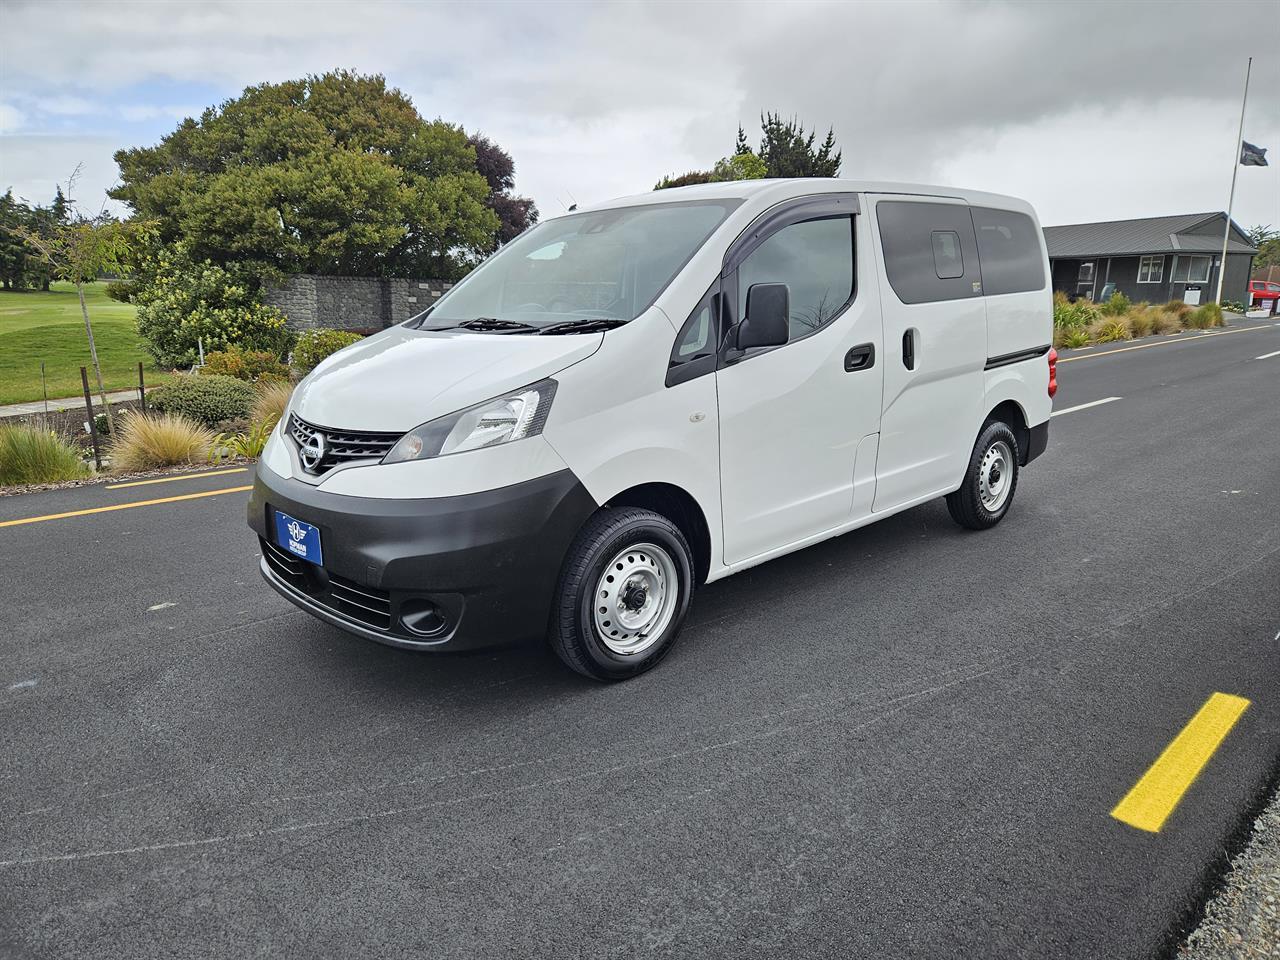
[201,345,290,383]
[1099,291,1132,316]
[1221,299,1246,314]
[1053,292,1099,330]
[104,279,138,303]
[1091,318,1131,343]
[1055,326,1091,349]
[0,425,87,486]
[134,243,293,368]
[149,374,256,425]
[293,329,363,373]
[1187,303,1224,329]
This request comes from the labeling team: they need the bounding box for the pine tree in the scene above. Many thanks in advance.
[756,113,842,178]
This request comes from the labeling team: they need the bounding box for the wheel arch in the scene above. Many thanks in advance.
[602,482,712,585]
[983,397,1033,465]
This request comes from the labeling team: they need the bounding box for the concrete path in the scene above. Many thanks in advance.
[0,387,144,419]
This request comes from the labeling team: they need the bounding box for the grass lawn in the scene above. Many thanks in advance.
[0,282,174,405]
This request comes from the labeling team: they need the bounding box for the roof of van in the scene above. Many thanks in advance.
[567,178,1036,217]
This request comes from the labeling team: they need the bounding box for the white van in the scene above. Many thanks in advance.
[249,179,1056,680]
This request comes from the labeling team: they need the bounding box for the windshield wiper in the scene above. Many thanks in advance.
[538,318,629,336]
[421,317,539,333]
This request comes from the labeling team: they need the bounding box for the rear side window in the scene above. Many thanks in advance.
[971,207,1045,295]
[877,201,981,304]
[736,216,854,337]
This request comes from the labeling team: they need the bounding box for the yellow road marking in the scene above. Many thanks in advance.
[0,485,253,528]
[107,468,248,490]
[1058,325,1271,363]
[1111,692,1251,833]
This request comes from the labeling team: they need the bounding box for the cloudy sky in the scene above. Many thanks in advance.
[1,0,1277,231]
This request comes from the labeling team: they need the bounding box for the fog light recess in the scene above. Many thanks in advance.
[399,599,449,637]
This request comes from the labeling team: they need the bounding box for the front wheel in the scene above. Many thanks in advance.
[946,421,1020,530]
[549,507,694,681]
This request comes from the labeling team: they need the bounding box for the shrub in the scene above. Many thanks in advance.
[134,243,293,368]
[201,345,290,383]
[252,380,294,425]
[149,374,256,425]
[104,279,138,303]
[1222,299,1246,314]
[1100,291,1132,316]
[1056,326,1091,349]
[293,329,363,373]
[1164,300,1193,319]
[210,417,277,462]
[111,411,215,470]
[1186,303,1223,329]
[1150,308,1181,335]
[1089,318,1131,343]
[1053,292,1099,330]
[0,425,87,486]
[1126,308,1155,339]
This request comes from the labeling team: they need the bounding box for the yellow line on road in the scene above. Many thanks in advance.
[1058,325,1271,363]
[107,468,248,490]
[0,486,253,528]
[1111,692,1251,833]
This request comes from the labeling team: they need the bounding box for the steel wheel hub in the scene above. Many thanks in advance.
[979,439,1013,512]
[593,542,679,656]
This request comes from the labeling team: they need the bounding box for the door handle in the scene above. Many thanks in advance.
[902,330,916,370]
[844,343,875,372]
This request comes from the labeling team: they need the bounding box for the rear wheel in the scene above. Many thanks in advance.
[549,507,694,681]
[946,421,1020,530]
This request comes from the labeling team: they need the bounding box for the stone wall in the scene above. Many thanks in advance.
[263,275,454,332]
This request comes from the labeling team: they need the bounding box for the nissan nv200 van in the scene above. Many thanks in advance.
[249,179,1055,680]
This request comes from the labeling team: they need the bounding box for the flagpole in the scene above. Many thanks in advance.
[1215,56,1252,305]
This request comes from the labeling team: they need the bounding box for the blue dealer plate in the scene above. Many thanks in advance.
[274,511,323,566]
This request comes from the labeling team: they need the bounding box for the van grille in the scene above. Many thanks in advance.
[289,414,402,474]
[260,537,393,632]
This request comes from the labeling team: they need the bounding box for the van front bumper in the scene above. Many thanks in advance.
[248,463,598,651]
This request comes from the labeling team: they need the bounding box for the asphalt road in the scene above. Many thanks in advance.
[3,321,1279,959]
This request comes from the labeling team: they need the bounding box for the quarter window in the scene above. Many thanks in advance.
[1172,255,1211,284]
[736,216,854,337]
[1137,255,1164,283]
[971,207,1046,295]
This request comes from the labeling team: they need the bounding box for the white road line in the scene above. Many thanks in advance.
[1051,397,1122,418]
[1254,349,1280,361]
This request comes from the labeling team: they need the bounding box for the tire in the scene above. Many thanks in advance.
[549,507,694,681]
[946,420,1020,531]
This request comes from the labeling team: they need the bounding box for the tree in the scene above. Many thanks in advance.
[111,70,503,280]
[654,114,841,190]
[468,134,538,244]
[0,190,29,290]
[757,113,841,178]
[9,170,139,432]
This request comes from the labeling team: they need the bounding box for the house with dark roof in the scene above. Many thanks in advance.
[1043,212,1257,306]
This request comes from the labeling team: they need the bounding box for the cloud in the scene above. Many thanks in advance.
[0,0,1275,228]
[0,103,25,134]
[33,95,98,116]
[0,136,123,213]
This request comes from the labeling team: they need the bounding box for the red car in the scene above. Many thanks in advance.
[1249,279,1280,309]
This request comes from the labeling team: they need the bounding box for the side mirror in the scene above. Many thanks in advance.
[737,282,790,350]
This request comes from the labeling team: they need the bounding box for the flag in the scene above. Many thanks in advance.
[1241,141,1268,166]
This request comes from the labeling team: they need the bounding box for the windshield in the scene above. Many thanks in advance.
[413,199,739,331]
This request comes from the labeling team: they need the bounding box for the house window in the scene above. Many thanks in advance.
[1078,261,1095,282]
[1172,255,1211,284]
[1138,255,1164,283]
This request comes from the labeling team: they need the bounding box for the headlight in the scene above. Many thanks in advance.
[381,378,558,463]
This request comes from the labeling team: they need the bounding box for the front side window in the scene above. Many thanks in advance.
[737,216,854,337]
[1172,255,1211,284]
[1138,255,1164,283]
[413,200,739,330]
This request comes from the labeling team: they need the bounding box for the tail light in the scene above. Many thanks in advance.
[1047,347,1058,399]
